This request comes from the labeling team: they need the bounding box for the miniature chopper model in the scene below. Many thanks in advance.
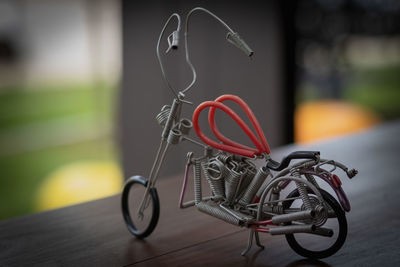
[121,7,358,259]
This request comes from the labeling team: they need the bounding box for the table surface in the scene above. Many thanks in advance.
[1,121,400,267]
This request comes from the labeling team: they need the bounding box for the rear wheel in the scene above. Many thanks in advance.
[121,176,160,238]
[283,188,347,259]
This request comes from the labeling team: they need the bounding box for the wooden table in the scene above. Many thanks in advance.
[1,121,400,266]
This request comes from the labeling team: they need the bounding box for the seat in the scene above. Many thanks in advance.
[266,151,320,171]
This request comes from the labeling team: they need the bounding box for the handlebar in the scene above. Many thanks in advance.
[156,13,181,98]
[182,7,254,95]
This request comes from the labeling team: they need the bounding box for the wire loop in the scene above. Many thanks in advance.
[192,95,270,157]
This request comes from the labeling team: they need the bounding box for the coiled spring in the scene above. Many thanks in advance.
[197,200,241,226]
[237,162,256,198]
[217,153,231,164]
[202,160,225,200]
[224,164,244,205]
[167,129,182,144]
[238,166,269,206]
[292,169,312,211]
[201,152,267,207]
[194,159,202,204]
[178,118,192,135]
[305,173,319,188]
[156,105,171,126]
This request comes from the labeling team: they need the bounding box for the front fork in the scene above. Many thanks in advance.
[137,138,170,219]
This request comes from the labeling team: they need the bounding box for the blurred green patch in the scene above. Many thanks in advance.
[344,65,400,119]
[0,139,117,219]
[0,82,119,220]
[297,65,400,120]
[0,83,114,128]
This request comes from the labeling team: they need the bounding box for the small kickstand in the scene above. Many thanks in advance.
[241,229,265,256]
[254,231,264,249]
[241,230,254,256]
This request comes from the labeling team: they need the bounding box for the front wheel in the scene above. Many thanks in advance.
[283,188,347,259]
[121,176,160,238]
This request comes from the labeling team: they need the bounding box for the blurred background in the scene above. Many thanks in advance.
[0,0,399,220]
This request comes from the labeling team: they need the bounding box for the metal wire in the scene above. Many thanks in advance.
[305,173,319,188]
[239,166,269,206]
[202,160,225,200]
[194,159,202,204]
[178,118,192,135]
[199,153,264,206]
[256,176,324,221]
[182,135,208,148]
[197,200,241,226]
[167,128,182,144]
[207,158,228,180]
[217,153,232,164]
[182,7,235,94]
[292,169,312,211]
[237,163,256,199]
[156,13,181,98]
[137,138,167,216]
[224,166,243,205]
[155,105,171,126]
[197,200,254,226]
[306,197,328,226]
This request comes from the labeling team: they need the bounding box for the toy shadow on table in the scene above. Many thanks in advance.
[244,247,264,266]
[286,259,331,267]
[244,247,331,267]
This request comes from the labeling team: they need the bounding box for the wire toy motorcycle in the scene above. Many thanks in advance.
[121,7,358,259]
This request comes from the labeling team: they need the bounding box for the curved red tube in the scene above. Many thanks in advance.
[250,226,270,233]
[208,95,259,153]
[193,101,261,157]
[208,94,270,154]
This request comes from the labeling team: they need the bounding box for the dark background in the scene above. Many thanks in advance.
[119,0,400,178]
[119,0,295,177]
